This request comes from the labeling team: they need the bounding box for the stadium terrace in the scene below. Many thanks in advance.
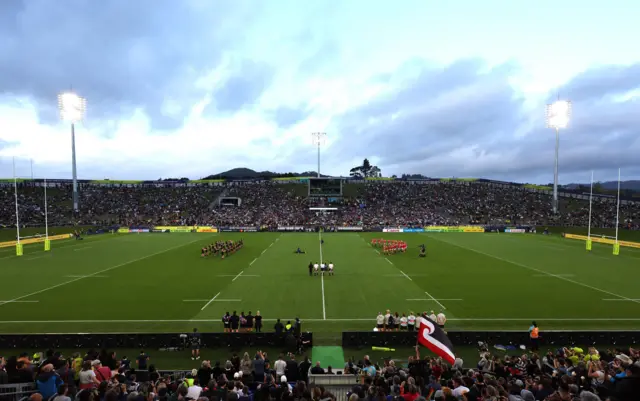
[1,176,640,401]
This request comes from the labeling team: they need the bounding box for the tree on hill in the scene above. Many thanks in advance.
[349,158,381,178]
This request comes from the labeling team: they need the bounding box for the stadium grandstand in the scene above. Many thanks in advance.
[1,175,639,401]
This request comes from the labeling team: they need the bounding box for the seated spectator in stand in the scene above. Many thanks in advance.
[310,362,324,374]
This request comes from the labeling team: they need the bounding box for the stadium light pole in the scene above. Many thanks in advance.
[545,100,571,214]
[311,132,327,178]
[58,91,86,214]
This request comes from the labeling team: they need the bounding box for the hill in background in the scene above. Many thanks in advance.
[564,180,640,191]
[202,168,324,180]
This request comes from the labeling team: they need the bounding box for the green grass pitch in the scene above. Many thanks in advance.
[1,231,639,334]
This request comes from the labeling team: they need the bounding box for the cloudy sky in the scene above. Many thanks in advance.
[1,0,639,184]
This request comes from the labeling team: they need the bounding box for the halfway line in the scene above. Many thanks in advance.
[319,230,326,320]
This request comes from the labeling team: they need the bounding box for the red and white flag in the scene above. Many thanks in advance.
[417,317,456,365]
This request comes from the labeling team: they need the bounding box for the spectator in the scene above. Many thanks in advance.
[310,362,324,375]
[92,360,111,383]
[610,361,640,401]
[274,354,287,381]
[0,357,7,385]
[52,384,71,401]
[286,354,299,382]
[137,351,149,370]
[186,378,202,400]
[35,364,63,400]
[78,360,99,390]
[197,360,212,387]
[253,352,265,383]
[240,353,252,378]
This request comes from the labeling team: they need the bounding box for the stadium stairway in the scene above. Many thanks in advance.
[210,189,229,209]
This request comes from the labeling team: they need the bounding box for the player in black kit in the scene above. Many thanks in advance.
[308,262,313,276]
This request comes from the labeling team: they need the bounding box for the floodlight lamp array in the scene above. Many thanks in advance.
[58,92,87,122]
[545,100,571,129]
[312,132,327,145]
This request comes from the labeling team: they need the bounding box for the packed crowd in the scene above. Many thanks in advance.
[2,345,638,401]
[0,181,638,229]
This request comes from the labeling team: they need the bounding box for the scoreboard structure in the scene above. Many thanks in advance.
[308,178,343,197]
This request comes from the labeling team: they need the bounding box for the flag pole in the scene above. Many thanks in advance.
[13,157,23,256]
[44,177,51,251]
[586,171,593,252]
[613,168,621,255]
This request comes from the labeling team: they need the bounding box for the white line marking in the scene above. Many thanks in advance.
[74,247,93,251]
[406,298,463,301]
[261,249,266,255]
[319,231,326,321]
[217,274,260,277]
[250,258,258,266]
[3,317,640,324]
[26,255,47,260]
[426,235,640,305]
[532,274,575,277]
[200,292,220,310]
[399,270,413,281]
[64,275,108,278]
[603,299,640,301]
[185,298,241,302]
[232,271,244,281]
[0,234,130,260]
[0,300,39,303]
[425,291,447,310]
[0,237,203,308]
[269,242,273,247]
[375,249,380,254]
[385,257,393,265]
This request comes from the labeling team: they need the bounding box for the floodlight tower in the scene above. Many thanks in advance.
[311,132,327,178]
[58,91,87,213]
[545,100,571,214]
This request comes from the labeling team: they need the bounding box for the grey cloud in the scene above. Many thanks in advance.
[327,60,640,183]
[0,0,257,129]
[560,64,640,102]
[209,61,274,113]
[272,106,310,128]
